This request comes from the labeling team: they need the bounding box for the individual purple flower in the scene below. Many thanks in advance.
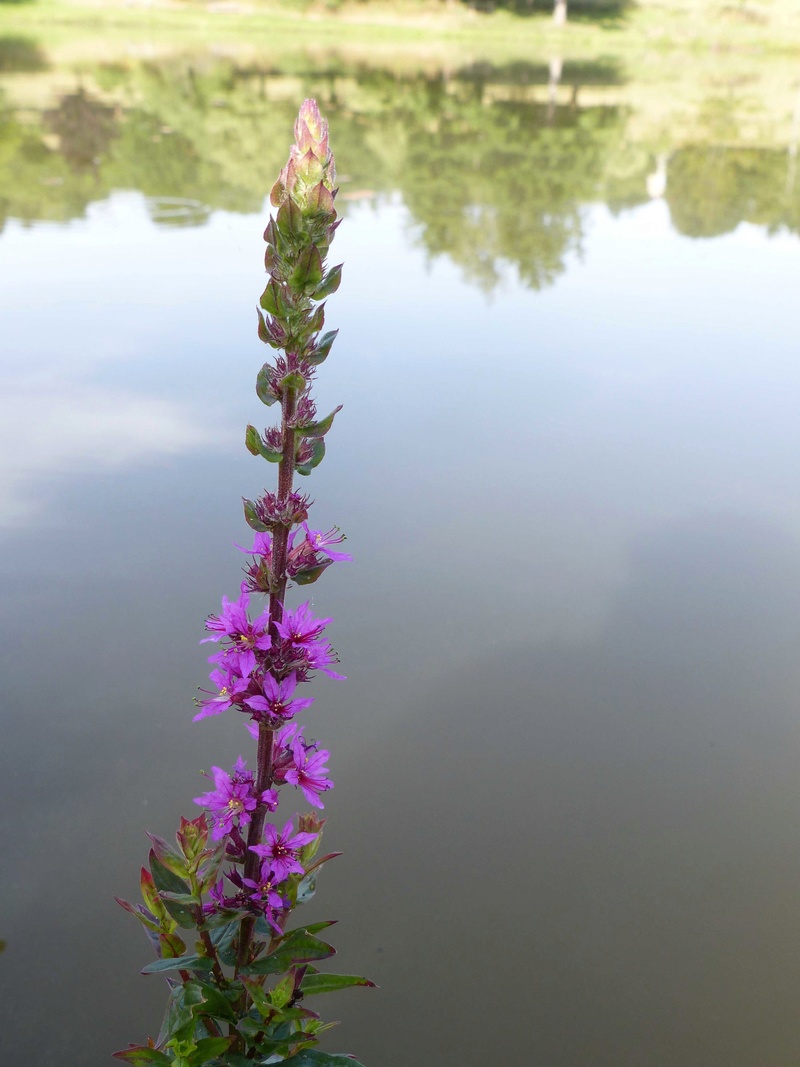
[193,757,278,840]
[250,819,318,882]
[275,601,331,647]
[284,737,333,808]
[193,664,250,721]
[242,859,288,932]
[201,583,271,676]
[304,639,346,680]
[300,523,352,562]
[245,672,315,723]
[236,531,273,559]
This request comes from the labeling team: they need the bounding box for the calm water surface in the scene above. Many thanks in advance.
[2,41,800,1067]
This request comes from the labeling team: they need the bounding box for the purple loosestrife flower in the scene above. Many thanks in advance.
[193,664,250,721]
[301,523,352,562]
[242,859,288,929]
[202,583,271,677]
[193,757,278,841]
[276,601,331,646]
[284,737,333,808]
[245,672,315,724]
[250,819,318,882]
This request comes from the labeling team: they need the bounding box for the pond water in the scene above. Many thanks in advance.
[3,37,800,1067]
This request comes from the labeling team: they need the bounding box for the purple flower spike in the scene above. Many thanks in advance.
[250,819,318,882]
[245,672,315,723]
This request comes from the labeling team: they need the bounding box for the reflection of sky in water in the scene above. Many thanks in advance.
[2,192,800,1065]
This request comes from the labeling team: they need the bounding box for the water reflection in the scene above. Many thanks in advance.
[3,36,800,1067]
[2,47,799,285]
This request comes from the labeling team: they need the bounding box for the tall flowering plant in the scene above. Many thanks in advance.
[116,100,371,1067]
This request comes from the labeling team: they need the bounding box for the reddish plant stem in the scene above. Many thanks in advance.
[235,385,297,976]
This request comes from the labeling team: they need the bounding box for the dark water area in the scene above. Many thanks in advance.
[2,42,800,1067]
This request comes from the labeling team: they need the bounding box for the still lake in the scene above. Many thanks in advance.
[2,39,800,1066]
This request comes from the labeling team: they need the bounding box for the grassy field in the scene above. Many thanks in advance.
[2,0,800,63]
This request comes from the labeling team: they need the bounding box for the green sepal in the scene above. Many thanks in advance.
[112,1046,172,1065]
[141,954,214,975]
[243,499,270,532]
[307,329,338,366]
[300,973,376,996]
[245,425,282,463]
[289,1052,367,1067]
[296,438,325,477]
[292,561,332,586]
[239,931,335,976]
[297,405,342,439]
[146,833,190,879]
[313,264,342,300]
[290,245,323,292]
[255,364,279,407]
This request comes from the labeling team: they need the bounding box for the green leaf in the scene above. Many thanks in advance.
[149,853,195,928]
[284,921,337,937]
[142,955,214,975]
[307,328,338,366]
[305,182,335,216]
[243,499,270,533]
[245,425,282,463]
[313,264,342,300]
[300,973,376,996]
[112,1047,172,1065]
[255,363,279,407]
[289,1052,367,1067]
[189,981,240,1024]
[159,892,199,906]
[240,931,335,976]
[297,406,342,439]
[290,245,324,292]
[292,561,332,587]
[277,196,303,238]
[295,870,318,905]
[259,279,280,316]
[146,833,190,878]
[268,973,294,1009]
[210,919,240,968]
[296,438,325,477]
[115,896,160,934]
[188,1036,234,1063]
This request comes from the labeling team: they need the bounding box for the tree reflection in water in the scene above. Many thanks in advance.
[1,49,800,281]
